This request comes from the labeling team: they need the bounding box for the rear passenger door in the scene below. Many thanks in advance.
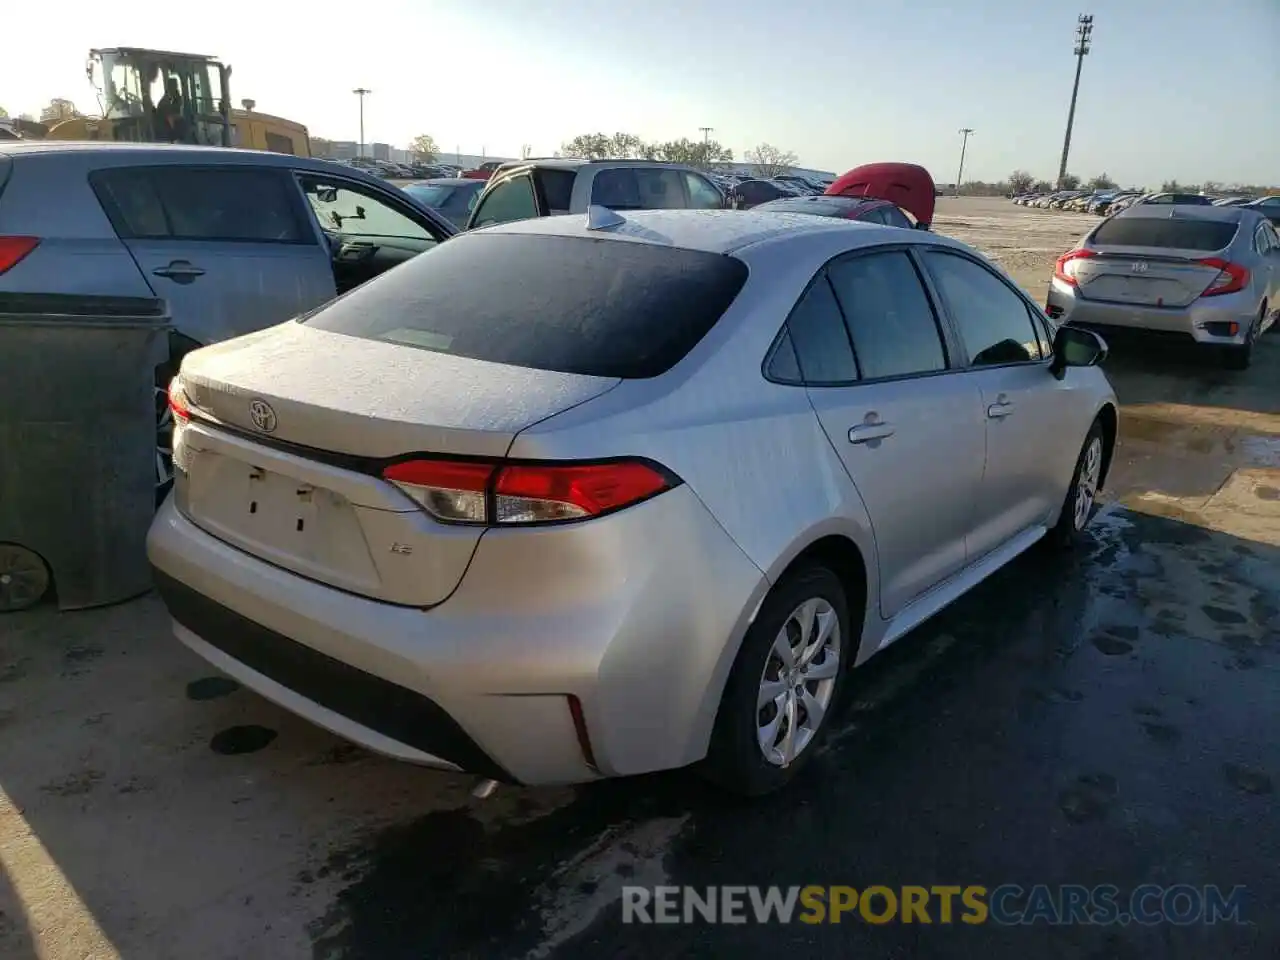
[91,165,335,346]
[921,250,1072,560]
[778,248,985,619]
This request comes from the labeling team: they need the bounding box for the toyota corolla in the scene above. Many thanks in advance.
[149,208,1118,795]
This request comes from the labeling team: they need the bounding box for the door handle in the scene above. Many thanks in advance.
[848,423,895,444]
[987,401,1015,419]
[152,261,206,284]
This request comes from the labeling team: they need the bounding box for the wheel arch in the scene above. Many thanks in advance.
[1095,401,1118,490]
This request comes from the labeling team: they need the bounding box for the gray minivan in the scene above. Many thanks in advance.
[0,142,456,488]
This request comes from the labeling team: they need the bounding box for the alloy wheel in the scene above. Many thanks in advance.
[756,597,841,767]
[1074,436,1102,530]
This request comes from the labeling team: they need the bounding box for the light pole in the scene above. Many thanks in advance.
[698,126,714,168]
[1057,14,1094,187]
[956,128,974,196]
[352,87,371,158]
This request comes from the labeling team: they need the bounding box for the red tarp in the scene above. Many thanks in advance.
[825,162,936,227]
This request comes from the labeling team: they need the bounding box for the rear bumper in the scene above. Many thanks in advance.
[1046,278,1256,345]
[147,488,767,786]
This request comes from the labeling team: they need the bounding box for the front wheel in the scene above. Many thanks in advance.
[1047,421,1105,549]
[703,564,852,796]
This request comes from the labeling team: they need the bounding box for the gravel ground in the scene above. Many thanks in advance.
[1,198,1277,960]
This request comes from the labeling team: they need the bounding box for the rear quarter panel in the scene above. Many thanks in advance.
[0,152,155,298]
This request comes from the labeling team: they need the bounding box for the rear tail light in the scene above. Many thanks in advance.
[1053,248,1096,285]
[1197,258,1249,297]
[0,236,39,275]
[382,457,677,526]
[168,376,191,422]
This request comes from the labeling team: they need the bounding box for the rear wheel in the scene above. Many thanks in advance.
[0,543,51,612]
[1221,304,1264,371]
[703,564,852,796]
[1047,420,1105,549]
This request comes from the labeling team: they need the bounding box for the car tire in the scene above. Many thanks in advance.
[0,542,52,612]
[1047,420,1105,549]
[1222,308,1261,371]
[703,564,852,796]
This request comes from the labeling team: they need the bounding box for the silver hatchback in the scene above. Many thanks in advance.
[1046,204,1280,369]
[149,209,1118,795]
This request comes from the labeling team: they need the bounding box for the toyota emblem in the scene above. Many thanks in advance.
[248,399,278,433]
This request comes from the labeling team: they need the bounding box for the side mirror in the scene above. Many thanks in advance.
[1050,325,1108,380]
[914,221,930,231]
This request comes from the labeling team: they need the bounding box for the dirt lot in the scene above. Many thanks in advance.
[2,198,1277,960]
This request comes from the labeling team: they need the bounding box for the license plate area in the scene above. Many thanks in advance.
[185,451,382,591]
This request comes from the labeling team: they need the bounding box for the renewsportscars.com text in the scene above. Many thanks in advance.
[622,884,1247,926]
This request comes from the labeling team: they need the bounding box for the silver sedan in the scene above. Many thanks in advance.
[148,208,1118,795]
[1047,204,1280,369]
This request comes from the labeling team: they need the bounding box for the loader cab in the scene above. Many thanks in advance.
[91,47,233,147]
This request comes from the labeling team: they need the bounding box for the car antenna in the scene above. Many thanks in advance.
[586,205,626,230]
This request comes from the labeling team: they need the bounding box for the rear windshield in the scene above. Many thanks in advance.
[1092,217,1238,251]
[304,233,749,378]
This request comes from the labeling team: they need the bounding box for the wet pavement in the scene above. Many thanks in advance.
[2,199,1277,960]
[301,507,1280,959]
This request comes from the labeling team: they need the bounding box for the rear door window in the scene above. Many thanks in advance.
[92,166,309,243]
[782,277,858,384]
[826,251,948,379]
[684,172,725,210]
[304,233,749,378]
[1092,217,1238,251]
[469,175,538,228]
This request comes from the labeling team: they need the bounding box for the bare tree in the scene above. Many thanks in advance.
[746,143,797,179]
[1058,172,1081,190]
[1008,170,1035,195]
[1087,172,1117,191]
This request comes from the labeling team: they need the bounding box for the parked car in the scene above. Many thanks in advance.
[751,195,924,229]
[730,179,794,209]
[1243,195,1280,228]
[1047,204,1280,369]
[1213,196,1256,207]
[1109,194,1142,214]
[0,141,457,492]
[1133,192,1214,206]
[823,162,937,229]
[461,160,506,181]
[466,158,727,229]
[149,207,1117,795]
[1091,192,1140,216]
[401,178,486,228]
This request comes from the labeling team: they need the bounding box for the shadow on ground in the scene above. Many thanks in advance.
[1101,329,1279,417]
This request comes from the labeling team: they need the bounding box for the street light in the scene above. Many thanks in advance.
[352,87,371,158]
[956,128,974,196]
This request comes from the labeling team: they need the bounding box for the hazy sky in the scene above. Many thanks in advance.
[4,0,1277,186]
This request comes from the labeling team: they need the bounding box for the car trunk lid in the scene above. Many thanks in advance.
[1071,248,1227,308]
[174,321,619,606]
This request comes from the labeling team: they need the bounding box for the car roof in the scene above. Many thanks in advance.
[411,178,478,186]
[0,141,328,169]
[482,208,910,255]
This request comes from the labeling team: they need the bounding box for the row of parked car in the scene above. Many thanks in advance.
[1015,189,1280,223]
[326,156,465,180]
